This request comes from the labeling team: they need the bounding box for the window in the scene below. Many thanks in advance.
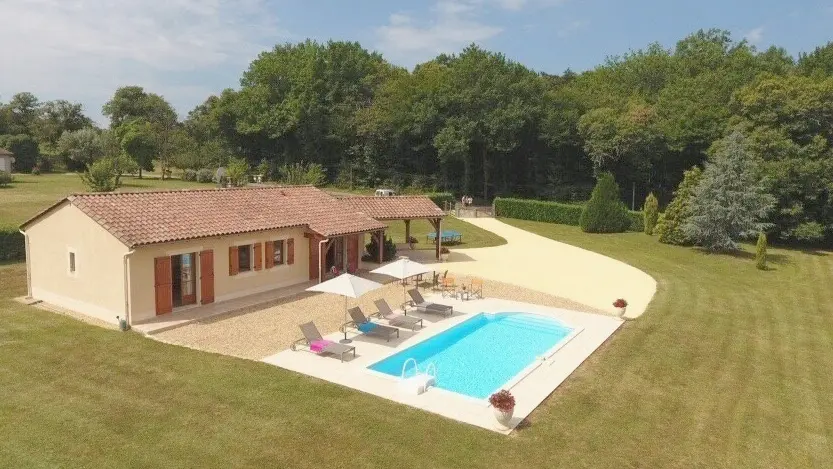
[238,244,252,272]
[68,252,76,274]
[272,240,285,266]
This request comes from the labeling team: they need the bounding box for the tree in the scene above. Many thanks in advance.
[116,119,157,176]
[36,100,93,145]
[756,232,768,270]
[5,92,40,135]
[80,158,118,192]
[57,128,105,167]
[683,132,776,250]
[579,172,631,233]
[643,193,659,235]
[0,134,39,172]
[656,166,703,245]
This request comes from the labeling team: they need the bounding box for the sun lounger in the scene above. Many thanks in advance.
[345,307,400,342]
[291,322,355,362]
[406,289,453,317]
[372,299,423,331]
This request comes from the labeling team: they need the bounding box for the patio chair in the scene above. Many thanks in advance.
[344,307,400,342]
[372,299,423,331]
[406,289,454,317]
[440,276,457,298]
[290,322,355,362]
[470,278,484,299]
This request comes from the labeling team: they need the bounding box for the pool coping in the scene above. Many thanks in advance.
[262,295,623,434]
[363,311,585,403]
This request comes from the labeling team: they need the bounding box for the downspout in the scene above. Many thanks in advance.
[318,238,329,284]
[18,229,32,298]
[122,249,135,325]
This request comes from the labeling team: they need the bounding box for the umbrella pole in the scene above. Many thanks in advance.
[340,296,352,344]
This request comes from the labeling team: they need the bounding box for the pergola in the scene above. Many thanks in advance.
[339,196,448,260]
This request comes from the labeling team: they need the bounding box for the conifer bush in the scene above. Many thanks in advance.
[656,166,702,245]
[579,172,630,233]
[756,232,768,270]
[643,192,659,235]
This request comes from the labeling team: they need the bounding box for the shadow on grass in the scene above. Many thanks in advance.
[693,247,792,265]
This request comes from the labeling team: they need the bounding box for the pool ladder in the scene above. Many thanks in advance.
[399,358,437,395]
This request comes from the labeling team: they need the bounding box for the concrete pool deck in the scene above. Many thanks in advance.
[262,295,622,434]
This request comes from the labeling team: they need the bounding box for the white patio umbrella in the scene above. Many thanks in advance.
[370,257,433,304]
[306,273,384,343]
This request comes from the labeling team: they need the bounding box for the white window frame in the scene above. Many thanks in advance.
[67,248,77,277]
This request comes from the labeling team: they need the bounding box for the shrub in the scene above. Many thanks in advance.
[784,221,825,243]
[488,390,515,412]
[656,166,703,245]
[226,157,250,187]
[30,164,41,176]
[80,159,118,192]
[365,235,397,263]
[627,210,644,232]
[196,168,214,183]
[643,193,659,235]
[425,192,454,209]
[0,228,25,261]
[256,159,272,182]
[756,232,768,270]
[579,172,631,233]
[494,198,583,225]
[278,161,326,186]
[182,169,198,181]
[0,170,12,187]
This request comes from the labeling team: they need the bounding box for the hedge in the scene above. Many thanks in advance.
[0,228,25,262]
[424,192,454,209]
[494,198,583,225]
[494,197,646,233]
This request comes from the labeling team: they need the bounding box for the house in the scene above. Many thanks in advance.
[20,186,446,326]
[0,148,14,173]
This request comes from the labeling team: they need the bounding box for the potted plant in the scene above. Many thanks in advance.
[439,246,450,262]
[489,389,515,428]
[613,298,628,317]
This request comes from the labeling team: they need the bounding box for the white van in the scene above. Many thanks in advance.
[374,188,396,197]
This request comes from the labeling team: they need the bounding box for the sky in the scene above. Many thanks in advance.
[1,0,832,125]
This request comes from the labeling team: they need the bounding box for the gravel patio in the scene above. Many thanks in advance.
[151,273,602,360]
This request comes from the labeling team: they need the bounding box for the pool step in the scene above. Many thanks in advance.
[497,315,572,335]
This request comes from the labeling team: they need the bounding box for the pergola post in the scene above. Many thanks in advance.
[404,220,411,248]
[377,230,385,264]
[429,218,442,260]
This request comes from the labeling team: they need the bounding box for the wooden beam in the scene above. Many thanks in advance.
[431,217,442,260]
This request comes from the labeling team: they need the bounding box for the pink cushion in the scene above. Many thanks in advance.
[310,339,332,353]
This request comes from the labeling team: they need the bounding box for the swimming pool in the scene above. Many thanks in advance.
[368,312,575,399]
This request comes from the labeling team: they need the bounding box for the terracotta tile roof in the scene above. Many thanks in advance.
[339,196,446,220]
[23,186,386,247]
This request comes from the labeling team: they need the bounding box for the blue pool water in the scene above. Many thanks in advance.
[368,313,573,399]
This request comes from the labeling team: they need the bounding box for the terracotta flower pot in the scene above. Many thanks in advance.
[492,407,514,429]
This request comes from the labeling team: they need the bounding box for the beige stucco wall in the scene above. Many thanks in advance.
[129,226,310,323]
[0,155,13,172]
[25,203,130,324]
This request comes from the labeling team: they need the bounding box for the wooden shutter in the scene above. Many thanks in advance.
[154,256,173,315]
[253,242,263,271]
[264,241,275,269]
[199,250,214,304]
[228,246,239,276]
[346,235,358,273]
[287,238,295,265]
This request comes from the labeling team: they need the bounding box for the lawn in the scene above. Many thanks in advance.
[384,217,507,250]
[2,216,832,467]
[0,173,208,229]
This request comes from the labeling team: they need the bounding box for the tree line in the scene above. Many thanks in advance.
[3,28,833,242]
